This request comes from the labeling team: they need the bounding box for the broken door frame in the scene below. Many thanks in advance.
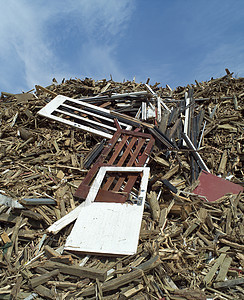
[64,166,150,255]
[84,166,149,206]
[47,166,150,235]
[38,95,132,139]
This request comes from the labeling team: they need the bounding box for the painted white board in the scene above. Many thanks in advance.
[65,202,145,255]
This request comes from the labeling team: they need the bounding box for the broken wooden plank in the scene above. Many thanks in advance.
[42,261,107,281]
[29,269,59,288]
[148,191,160,221]
[44,245,60,258]
[217,150,228,174]
[213,278,244,289]
[119,283,144,299]
[6,216,22,261]
[33,284,56,299]
[203,246,230,285]
[215,256,232,282]
[81,269,144,297]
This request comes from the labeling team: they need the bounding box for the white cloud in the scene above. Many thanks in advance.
[0,1,54,91]
[0,0,135,92]
[73,0,134,38]
[78,42,124,80]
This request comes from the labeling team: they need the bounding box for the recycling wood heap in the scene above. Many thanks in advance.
[0,71,243,299]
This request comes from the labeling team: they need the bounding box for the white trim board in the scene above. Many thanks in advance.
[64,166,150,255]
[38,95,131,139]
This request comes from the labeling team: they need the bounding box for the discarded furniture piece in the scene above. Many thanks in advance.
[65,166,150,255]
[74,125,155,202]
[193,170,243,202]
[38,95,132,139]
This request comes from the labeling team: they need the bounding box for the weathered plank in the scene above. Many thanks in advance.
[42,261,107,281]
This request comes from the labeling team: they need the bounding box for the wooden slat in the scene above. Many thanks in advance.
[102,136,138,191]
[75,129,154,202]
[95,189,127,203]
[75,129,122,200]
[42,261,107,281]
[111,138,145,192]
[107,134,129,165]
[81,269,144,297]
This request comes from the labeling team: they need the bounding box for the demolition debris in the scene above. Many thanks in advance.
[0,70,243,299]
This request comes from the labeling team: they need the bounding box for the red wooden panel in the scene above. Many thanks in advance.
[102,136,138,191]
[112,138,145,192]
[193,170,243,202]
[95,189,127,203]
[74,129,154,202]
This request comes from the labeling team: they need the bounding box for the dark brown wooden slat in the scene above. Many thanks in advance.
[122,174,141,194]
[74,129,122,200]
[101,136,137,191]
[95,189,127,203]
[135,136,155,166]
[75,129,154,201]
[119,138,155,194]
[112,138,145,192]
[127,138,146,165]
[107,134,129,164]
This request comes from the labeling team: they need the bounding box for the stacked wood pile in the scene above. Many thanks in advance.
[0,70,243,299]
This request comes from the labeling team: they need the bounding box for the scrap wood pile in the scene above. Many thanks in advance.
[0,69,243,299]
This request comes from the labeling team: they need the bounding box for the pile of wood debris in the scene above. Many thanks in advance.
[0,69,243,299]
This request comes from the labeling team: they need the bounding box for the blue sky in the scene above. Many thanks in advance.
[1,0,244,93]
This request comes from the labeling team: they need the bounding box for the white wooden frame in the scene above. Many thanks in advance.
[38,95,131,139]
[183,92,190,146]
[64,166,149,255]
[141,102,147,120]
[48,167,149,255]
[81,166,149,206]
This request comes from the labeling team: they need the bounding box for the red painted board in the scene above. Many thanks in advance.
[193,170,243,202]
[74,128,154,202]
